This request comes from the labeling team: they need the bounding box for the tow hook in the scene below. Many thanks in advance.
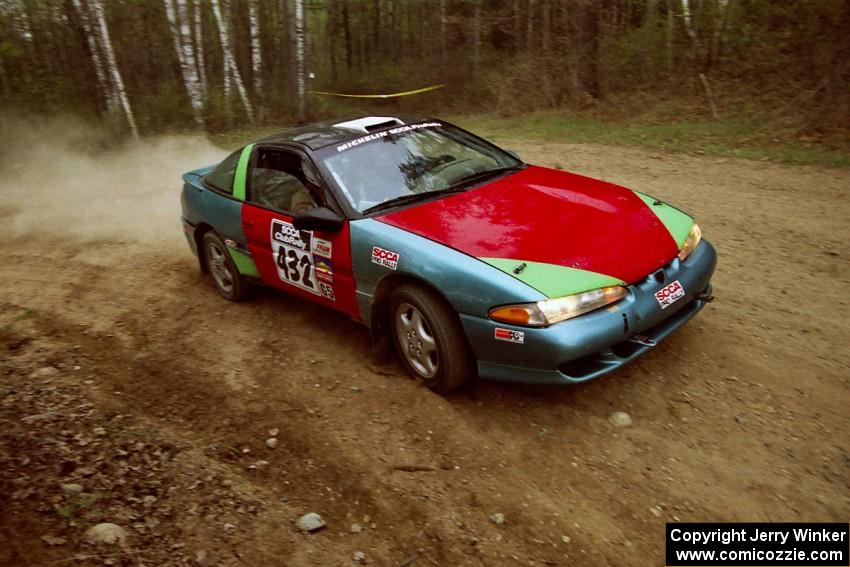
[698,293,715,303]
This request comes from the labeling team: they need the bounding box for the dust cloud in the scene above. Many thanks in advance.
[0,114,225,244]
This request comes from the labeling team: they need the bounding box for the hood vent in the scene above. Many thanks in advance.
[333,116,404,134]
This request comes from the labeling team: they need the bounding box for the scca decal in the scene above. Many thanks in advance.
[495,328,524,344]
[654,280,685,309]
[371,246,400,270]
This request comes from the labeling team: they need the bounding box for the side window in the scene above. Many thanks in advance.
[250,148,326,214]
[204,149,242,194]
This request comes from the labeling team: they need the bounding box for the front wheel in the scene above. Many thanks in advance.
[202,232,251,302]
[389,284,475,393]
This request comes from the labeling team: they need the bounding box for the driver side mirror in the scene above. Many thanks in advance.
[293,206,344,233]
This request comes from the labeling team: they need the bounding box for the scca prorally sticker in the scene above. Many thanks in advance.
[312,237,332,259]
[654,280,685,309]
[271,219,319,295]
[371,246,400,270]
[314,257,334,283]
[495,328,524,344]
[319,282,335,301]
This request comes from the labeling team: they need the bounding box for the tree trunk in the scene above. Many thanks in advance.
[210,0,253,122]
[327,0,338,83]
[373,0,382,55]
[439,0,447,78]
[542,0,551,55]
[90,0,139,138]
[472,0,481,75]
[70,0,114,114]
[294,0,307,122]
[219,0,231,108]
[681,0,701,63]
[576,0,600,99]
[249,0,263,116]
[513,0,520,52]
[342,0,352,74]
[0,55,9,98]
[666,0,674,74]
[193,0,207,92]
[526,0,535,52]
[711,0,730,67]
[164,0,205,129]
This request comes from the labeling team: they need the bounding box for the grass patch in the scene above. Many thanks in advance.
[451,113,850,167]
[207,112,850,168]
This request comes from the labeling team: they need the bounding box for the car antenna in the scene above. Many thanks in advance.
[513,262,527,274]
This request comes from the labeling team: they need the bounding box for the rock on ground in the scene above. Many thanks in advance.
[84,523,128,547]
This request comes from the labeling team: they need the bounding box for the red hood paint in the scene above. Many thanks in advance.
[377,165,679,284]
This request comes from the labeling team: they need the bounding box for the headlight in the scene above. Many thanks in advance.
[489,286,627,327]
[678,222,702,261]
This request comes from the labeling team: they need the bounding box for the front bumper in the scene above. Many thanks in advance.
[460,239,718,384]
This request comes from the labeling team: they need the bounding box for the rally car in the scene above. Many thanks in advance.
[180,116,716,392]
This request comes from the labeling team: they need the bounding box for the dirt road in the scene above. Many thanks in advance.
[1,127,848,566]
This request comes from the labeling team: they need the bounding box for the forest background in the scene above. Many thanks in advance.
[1,0,848,166]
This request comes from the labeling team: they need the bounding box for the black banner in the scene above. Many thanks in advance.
[666,523,849,566]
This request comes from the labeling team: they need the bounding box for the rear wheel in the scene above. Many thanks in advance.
[202,232,251,302]
[390,284,475,393]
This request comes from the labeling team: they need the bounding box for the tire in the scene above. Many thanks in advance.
[202,232,251,302]
[389,283,476,393]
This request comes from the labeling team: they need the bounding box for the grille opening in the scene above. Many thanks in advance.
[611,340,642,358]
[559,356,605,378]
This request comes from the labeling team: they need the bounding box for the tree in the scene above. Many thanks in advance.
[73,0,138,137]
[575,0,600,99]
[293,0,307,122]
[70,0,113,113]
[164,0,205,128]
[248,0,263,115]
[210,0,253,123]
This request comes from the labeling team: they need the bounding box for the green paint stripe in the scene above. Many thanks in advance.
[233,143,255,201]
[634,191,693,247]
[481,258,625,299]
[228,248,260,278]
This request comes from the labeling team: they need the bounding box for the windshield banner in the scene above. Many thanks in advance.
[335,122,442,153]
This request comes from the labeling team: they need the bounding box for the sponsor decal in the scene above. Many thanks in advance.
[654,279,685,309]
[270,219,320,295]
[371,246,400,270]
[312,237,332,258]
[495,328,524,344]
[335,122,442,153]
[314,257,334,283]
[319,282,335,301]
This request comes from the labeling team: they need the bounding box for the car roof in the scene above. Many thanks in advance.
[257,114,431,150]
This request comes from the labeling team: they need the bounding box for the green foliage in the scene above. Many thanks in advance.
[56,493,101,526]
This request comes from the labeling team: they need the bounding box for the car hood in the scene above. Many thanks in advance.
[376,165,693,297]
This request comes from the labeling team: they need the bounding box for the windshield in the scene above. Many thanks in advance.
[315,122,522,214]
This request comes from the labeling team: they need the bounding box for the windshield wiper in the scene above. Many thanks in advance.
[446,164,524,191]
[362,186,469,215]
